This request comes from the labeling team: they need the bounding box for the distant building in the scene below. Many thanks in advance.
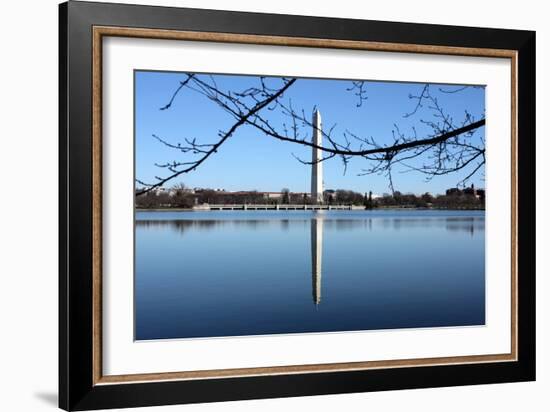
[446,187,461,196]
[446,184,485,199]
[262,192,283,200]
[463,185,475,196]
[152,187,167,196]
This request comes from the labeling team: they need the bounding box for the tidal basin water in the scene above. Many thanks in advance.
[135,210,485,340]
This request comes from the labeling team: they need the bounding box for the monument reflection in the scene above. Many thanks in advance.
[135,215,483,308]
[311,217,323,305]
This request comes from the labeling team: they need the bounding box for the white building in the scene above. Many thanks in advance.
[311,110,324,203]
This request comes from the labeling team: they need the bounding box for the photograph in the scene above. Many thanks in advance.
[52,1,537,410]
[134,71,487,341]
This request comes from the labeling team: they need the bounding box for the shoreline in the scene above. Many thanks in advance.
[136,207,485,212]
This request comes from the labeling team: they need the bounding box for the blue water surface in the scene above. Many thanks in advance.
[135,210,485,340]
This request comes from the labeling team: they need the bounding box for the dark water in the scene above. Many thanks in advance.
[135,210,485,340]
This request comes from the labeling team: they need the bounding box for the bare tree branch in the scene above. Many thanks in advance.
[136,78,296,195]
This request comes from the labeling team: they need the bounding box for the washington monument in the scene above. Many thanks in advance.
[311,110,323,204]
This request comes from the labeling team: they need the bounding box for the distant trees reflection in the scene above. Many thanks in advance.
[135,216,484,236]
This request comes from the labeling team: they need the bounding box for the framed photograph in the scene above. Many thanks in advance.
[59,1,536,410]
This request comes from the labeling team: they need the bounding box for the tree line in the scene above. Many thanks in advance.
[135,185,485,210]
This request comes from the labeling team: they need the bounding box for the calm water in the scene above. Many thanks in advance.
[135,210,485,340]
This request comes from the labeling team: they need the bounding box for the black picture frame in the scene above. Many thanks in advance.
[59,1,536,410]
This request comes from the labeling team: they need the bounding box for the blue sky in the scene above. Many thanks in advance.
[135,71,485,195]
